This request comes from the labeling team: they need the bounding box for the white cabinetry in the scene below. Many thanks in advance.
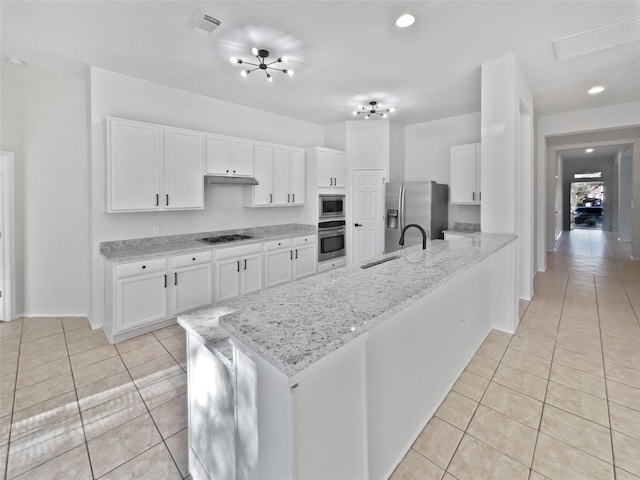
[107,117,204,212]
[170,251,213,315]
[105,251,212,343]
[206,134,254,177]
[315,147,346,189]
[263,236,316,289]
[248,143,305,207]
[214,244,263,303]
[450,143,481,205]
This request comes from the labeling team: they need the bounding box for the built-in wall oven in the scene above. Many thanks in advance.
[319,195,345,219]
[318,219,346,262]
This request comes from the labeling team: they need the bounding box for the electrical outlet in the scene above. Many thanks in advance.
[152,226,160,235]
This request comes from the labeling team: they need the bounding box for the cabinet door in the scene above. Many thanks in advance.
[475,148,482,203]
[232,139,254,177]
[206,134,232,175]
[450,144,478,204]
[273,146,292,205]
[215,258,241,303]
[164,128,205,210]
[254,142,274,206]
[242,253,263,295]
[316,148,333,188]
[331,151,347,188]
[108,118,162,212]
[293,244,317,280]
[172,263,213,315]
[116,272,168,331]
[290,148,306,205]
[264,249,293,289]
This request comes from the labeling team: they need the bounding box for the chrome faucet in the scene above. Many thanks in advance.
[399,224,427,250]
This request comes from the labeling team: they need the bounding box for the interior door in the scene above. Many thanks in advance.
[352,169,386,263]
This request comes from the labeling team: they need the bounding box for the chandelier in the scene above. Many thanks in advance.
[352,101,396,119]
[230,48,294,81]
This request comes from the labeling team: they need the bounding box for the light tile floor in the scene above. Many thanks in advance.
[391,229,640,480]
[0,320,189,479]
[1,228,638,479]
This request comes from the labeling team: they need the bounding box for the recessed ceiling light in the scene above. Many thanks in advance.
[396,14,415,28]
[585,148,594,153]
[6,57,26,66]
[588,85,605,95]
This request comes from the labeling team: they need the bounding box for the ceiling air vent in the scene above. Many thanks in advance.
[552,16,640,61]
[189,11,221,35]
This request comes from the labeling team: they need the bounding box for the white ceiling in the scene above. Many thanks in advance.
[2,1,640,126]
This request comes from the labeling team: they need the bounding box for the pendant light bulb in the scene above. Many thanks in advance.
[365,115,370,119]
[230,56,237,64]
[287,69,294,76]
[389,107,396,113]
[267,73,272,82]
[280,56,288,63]
[240,70,248,78]
[382,113,388,118]
[251,47,258,56]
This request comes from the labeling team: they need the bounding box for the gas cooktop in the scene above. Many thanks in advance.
[199,234,254,244]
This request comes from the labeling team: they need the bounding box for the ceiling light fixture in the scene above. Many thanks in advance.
[352,101,396,119]
[230,48,293,81]
[396,14,415,28]
[588,85,605,95]
[585,148,594,153]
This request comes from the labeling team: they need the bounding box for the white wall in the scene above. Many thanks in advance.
[619,147,633,241]
[405,113,481,228]
[90,68,324,327]
[1,65,91,317]
[480,54,534,300]
[536,102,640,269]
[388,122,405,183]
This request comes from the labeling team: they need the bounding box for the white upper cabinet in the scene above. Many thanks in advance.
[450,143,481,205]
[247,143,306,207]
[108,118,162,212]
[315,147,346,189]
[206,134,254,177]
[164,127,205,210]
[107,117,204,212]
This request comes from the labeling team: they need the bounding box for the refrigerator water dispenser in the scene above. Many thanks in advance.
[386,209,398,229]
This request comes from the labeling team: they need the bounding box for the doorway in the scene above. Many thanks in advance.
[351,168,386,264]
[570,180,604,230]
[0,151,15,322]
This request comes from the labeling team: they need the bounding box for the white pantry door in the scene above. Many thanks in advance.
[352,168,386,263]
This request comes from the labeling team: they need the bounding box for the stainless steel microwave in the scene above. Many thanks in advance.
[319,195,345,219]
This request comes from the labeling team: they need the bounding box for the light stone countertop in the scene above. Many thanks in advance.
[100,223,316,263]
[178,233,517,378]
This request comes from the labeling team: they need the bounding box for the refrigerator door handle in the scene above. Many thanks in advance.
[399,183,406,231]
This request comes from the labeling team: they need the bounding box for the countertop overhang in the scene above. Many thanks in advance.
[178,233,517,377]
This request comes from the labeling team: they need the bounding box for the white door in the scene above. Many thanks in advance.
[215,258,241,303]
[116,272,168,331]
[273,146,292,205]
[173,264,213,315]
[450,144,478,204]
[290,148,306,205]
[316,148,333,188]
[164,127,205,210]
[242,253,263,295]
[264,249,293,288]
[108,118,162,212]
[293,244,317,280]
[332,151,347,188]
[232,138,254,176]
[254,142,274,206]
[206,134,232,175]
[353,169,386,263]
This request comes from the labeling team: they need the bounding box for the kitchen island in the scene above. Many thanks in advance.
[179,233,518,480]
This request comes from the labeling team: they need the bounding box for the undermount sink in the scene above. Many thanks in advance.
[360,255,400,269]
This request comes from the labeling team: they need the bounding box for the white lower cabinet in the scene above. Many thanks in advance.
[264,236,316,289]
[105,251,212,343]
[215,244,263,303]
[170,251,213,315]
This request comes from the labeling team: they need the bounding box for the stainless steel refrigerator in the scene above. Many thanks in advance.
[384,181,449,253]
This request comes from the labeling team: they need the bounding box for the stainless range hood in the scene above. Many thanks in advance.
[205,175,259,186]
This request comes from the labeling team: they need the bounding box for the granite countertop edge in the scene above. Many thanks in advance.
[100,223,317,263]
[179,233,517,378]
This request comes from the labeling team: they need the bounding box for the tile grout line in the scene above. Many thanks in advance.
[595,275,618,480]
[3,319,22,480]
[527,269,569,479]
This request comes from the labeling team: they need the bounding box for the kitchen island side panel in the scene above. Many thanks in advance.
[367,246,505,480]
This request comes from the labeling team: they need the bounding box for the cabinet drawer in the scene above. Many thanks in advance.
[116,257,167,279]
[263,238,292,252]
[215,242,262,260]
[172,250,212,269]
[293,235,316,246]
